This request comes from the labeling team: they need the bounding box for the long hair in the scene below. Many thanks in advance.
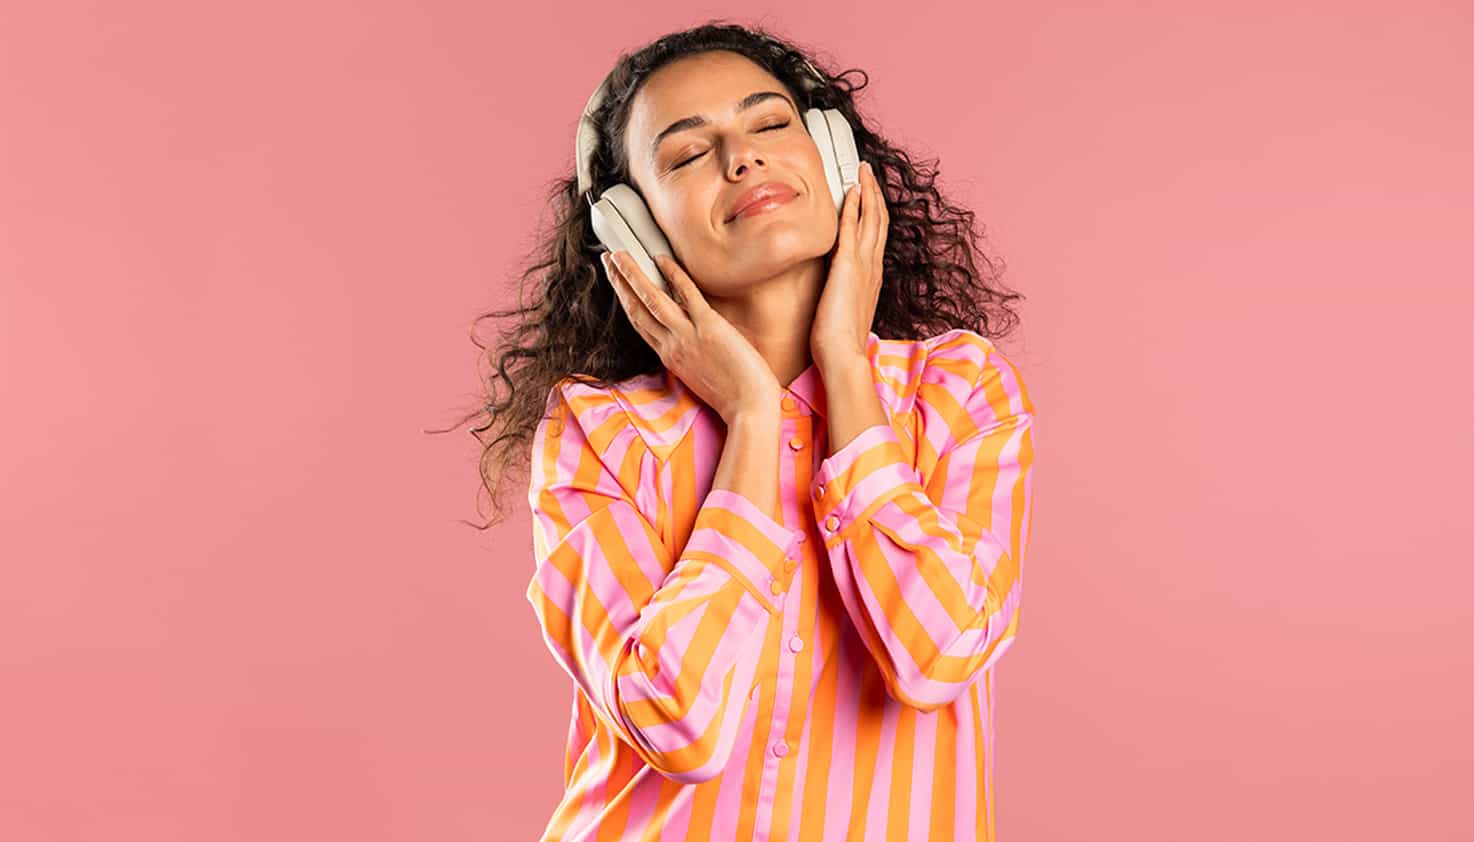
[431,19,1025,529]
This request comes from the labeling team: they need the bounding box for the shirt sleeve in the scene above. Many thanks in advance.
[525,382,806,783]
[810,337,1036,712]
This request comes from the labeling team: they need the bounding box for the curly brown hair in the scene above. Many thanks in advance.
[430,18,1025,529]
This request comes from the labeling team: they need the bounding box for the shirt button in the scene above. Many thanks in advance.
[783,558,798,573]
[795,532,806,543]
[772,741,789,757]
[788,635,804,653]
[788,437,804,450]
[824,515,840,532]
[781,396,797,412]
[769,577,785,595]
[813,484,825,500]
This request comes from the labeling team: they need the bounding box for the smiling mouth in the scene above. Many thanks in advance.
[727,192,798,223]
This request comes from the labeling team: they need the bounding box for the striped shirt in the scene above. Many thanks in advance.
[525,327,1036,841]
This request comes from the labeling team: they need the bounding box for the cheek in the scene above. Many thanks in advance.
[669,186,724,237]
[794,152,834,214]
[682,188,713,222]
[643,187,699,240]
[812,194,840,244]
[642,187,722,262]
[796,144,826,184]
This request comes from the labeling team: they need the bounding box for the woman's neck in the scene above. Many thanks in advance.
[706,257,826,387]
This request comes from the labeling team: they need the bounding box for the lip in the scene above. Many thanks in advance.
[725,182,799,223]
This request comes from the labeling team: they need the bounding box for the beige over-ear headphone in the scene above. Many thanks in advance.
[574,36,861,296]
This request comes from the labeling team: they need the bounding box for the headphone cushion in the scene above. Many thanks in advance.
[591,183,674,296]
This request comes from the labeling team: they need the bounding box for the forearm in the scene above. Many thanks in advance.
[529,390,804,784]
[710,407,783,521]
[819,354,889,454]
[807,339,1036,710]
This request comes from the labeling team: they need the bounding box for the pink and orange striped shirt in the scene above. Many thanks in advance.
[525,327,1036,841]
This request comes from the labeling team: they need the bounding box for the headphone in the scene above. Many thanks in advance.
[574,37,861,296]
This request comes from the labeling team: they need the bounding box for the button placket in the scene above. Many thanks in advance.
[761,413,805,788]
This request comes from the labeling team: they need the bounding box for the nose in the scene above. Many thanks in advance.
[726,145,766,179]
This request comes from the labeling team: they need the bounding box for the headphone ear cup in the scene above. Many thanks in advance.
[803,108,841,210]
[804,107,861,212]
[589,183,675,298]
[821,109,860,196]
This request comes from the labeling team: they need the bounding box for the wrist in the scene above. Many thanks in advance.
[726,405,781,431]
[815,352,870,382]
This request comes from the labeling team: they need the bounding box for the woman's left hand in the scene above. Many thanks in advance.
[810,158,889,367]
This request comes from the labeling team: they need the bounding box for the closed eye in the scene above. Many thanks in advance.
[672,121,791,170]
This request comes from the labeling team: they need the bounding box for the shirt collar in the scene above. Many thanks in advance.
[780,358,828,420]
[783,330,881,420]
[618,331,879,457]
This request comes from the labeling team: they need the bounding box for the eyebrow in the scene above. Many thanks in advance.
[649,90,798,159]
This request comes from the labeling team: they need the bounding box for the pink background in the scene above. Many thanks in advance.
[3,2,1471,839]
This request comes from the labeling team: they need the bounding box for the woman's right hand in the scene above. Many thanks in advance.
[600,249,780,425]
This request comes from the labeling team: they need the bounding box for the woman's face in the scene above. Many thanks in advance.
[622,50,839,298]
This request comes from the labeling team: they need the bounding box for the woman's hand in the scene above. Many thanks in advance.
[601,249,781,425]
[809,159,889,368]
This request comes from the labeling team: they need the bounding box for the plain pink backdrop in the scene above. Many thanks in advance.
[2,2,1470,840]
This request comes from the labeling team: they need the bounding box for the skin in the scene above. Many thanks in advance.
[610,49,892,455]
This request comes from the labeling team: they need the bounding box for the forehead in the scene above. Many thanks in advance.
[625,51,791,158]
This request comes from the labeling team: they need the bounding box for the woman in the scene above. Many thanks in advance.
[466,21,1035,841]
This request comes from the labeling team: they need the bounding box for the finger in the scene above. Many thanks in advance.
[871,181,887,275]
[613,250,684,330]
[872,164,890,266]
[837,181,860,254]
[604,253,661,342]
[859,161,879,255]
[874,163,890,229]
[602,253,636,313]
[624,283,667,346]
[604,252,634,297]
[655,254,705,316]
[873,224,888,278]
[859,161,886,272]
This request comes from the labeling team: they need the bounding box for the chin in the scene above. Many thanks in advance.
[733,213,830,253]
